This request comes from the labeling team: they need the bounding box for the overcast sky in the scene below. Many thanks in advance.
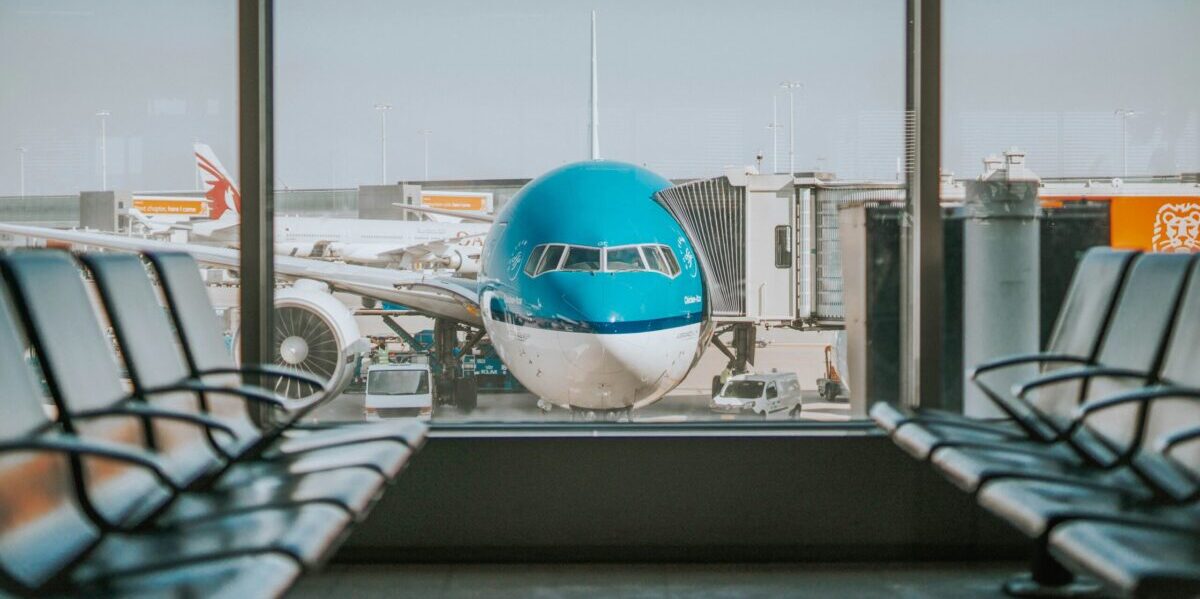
[1,0,1198,196]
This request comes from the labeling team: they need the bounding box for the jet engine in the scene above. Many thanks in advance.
[237,279,368,400]
[441,247,480,276]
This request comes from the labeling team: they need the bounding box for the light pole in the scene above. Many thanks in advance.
[779,81,802,176]
[418,129,432,180]
[1114,108,1138,178]
[766,95,782,174]
[96,110,110,189]
[16,147,26,197]
[373,103,392,184]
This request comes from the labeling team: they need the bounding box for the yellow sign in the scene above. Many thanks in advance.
[132,197,208,216]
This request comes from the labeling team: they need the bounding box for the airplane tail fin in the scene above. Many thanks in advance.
[194,142,241,221]
[589,10,600,161]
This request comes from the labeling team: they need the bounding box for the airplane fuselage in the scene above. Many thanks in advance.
[478,160,710,411]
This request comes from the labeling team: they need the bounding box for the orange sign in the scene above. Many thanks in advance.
[132,197,208,216]
[1112,197,1200,252]
[1046,196,1200,252]
[420,193,489,212]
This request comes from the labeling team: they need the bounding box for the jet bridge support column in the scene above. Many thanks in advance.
[962,150,1040,417]
[731,323,757,373]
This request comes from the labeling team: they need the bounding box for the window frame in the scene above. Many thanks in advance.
[774,225,792,269]
[245,0,943,432]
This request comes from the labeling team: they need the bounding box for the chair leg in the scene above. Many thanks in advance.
[1002,544,1104,598]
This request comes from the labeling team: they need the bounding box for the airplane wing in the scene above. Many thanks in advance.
[392,204,495,223]
[0,223,484,327]
[373,232,487,262]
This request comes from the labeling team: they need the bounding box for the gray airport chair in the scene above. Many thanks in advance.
[972,260,1200,596]
[929,252,1194,495]
[0,269,334,596]
[80,252,416,488]
[142,251,426,456]
[1051,500,1200,597]
[870,248,1138,460]
[0,251,393,531]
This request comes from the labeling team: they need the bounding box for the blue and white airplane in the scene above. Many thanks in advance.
[477,160,710,411]
[0,11,716,414]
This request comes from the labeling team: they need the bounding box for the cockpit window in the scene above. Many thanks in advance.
[561,247,602,272]
[642,246,665,273]
[536,244,565,275]
[605,247,644,271]
[524,243,682,277]
[659,245,681,276]
[524,245,546,276]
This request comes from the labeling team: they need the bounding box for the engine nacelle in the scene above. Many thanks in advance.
[236,279,368,400]
[443,247,480,275]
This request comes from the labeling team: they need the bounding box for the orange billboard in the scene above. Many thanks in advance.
[420,191,491,212]
[132,196,208,216]
[1111,196,1200,252]
[1046,196,1200,252]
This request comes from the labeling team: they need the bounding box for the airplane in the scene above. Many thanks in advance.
[138,143,492,273]
[0,10,716,418]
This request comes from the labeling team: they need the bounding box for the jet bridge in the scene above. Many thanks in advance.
[655,171,907,330]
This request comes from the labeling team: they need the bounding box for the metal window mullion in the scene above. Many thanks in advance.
[238,0,274,398]
[905,0,943,409]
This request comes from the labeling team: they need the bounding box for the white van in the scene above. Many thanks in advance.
[363,363,433,420]
[710,372,803,419]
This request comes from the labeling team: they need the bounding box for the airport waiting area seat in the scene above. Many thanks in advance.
[0,250,428,597]
[872,248,1200,598]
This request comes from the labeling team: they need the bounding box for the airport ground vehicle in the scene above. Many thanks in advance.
[710,372,803,419]
[364,362,434,420]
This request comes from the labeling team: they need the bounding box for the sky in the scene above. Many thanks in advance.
[1,0,1198,196]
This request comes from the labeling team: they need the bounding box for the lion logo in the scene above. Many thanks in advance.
[1151,203,1200,253]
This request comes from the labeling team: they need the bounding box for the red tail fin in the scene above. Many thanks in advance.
[194,143,241,220]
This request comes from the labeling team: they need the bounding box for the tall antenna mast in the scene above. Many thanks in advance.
[589,10,600,160]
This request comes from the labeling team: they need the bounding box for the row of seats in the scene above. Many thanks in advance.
[872,248,1200,598]
[0,250,428,597]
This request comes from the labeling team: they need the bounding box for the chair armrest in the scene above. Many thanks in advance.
[74,403,240,440]
[140,380,289,411]
[1076,386,1200,420]
[1060,386,1200,460]
[971,353,1093,380]
[0,435,181,492]
[1157,424,1200,454]
[196,364,329,391]
[1013,366,1151,399]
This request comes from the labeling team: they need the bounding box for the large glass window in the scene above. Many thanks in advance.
[264,1,904,425]
[936,0,1200,417]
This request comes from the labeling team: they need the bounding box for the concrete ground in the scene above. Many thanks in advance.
[292,562,1034,598]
